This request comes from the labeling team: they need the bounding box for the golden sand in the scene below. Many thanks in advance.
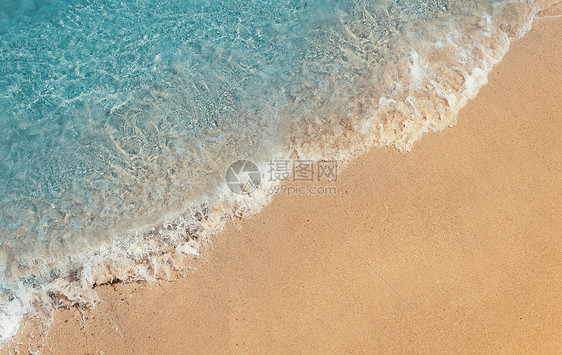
[5,15,561,355]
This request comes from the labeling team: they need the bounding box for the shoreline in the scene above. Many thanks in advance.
[4,14,562,355]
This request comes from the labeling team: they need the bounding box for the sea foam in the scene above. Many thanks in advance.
[0,0,556,346]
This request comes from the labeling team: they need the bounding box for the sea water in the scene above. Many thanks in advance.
[0,0,551,343]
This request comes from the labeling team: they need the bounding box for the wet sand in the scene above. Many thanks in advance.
[5,14,562,355]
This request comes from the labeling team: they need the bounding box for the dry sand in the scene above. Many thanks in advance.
[5,14,562,355]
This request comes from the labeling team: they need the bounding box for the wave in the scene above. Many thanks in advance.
[0,0,557,346]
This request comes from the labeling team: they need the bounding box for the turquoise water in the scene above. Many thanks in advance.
[0,0,544,342]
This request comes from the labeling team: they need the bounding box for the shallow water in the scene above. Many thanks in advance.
[0,0,548,343]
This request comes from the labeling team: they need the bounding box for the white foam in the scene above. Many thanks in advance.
[0,0,551,348]
[0,296,27,344]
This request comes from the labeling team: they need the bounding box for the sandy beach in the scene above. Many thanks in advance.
[4,12,561,355]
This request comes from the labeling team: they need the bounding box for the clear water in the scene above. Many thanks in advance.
[0,0,547,343]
